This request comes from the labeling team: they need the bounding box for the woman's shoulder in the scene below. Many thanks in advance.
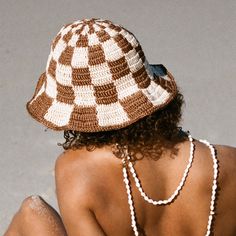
[55,147,122,189]
[55,146,121,169]
[215,144,236,161]
[214,144,236,186]
[193,140,236,181]
[195,140,236,207]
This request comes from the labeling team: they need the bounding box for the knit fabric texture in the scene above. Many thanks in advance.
[27,18,177,132]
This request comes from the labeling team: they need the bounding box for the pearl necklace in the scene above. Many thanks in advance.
[127,134,194,205]
[122,136,218,236]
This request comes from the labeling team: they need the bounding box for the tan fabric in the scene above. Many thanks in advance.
[27,18,177,132]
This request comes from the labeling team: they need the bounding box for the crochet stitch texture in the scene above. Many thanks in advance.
[27,18,177,132]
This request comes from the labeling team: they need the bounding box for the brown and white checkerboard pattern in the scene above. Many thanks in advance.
[27,19,177,132]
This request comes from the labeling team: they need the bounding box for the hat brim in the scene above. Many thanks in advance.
[26,66,177,132]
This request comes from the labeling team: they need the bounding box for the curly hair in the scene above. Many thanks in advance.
[60,91,187,161]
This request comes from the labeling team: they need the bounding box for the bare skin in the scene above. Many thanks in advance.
[4,139,236,236]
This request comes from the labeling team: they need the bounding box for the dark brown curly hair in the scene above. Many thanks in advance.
[61,91,187,161]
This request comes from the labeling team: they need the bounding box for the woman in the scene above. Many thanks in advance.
[4,18,236,236]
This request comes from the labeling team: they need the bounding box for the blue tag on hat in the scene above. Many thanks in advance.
[149,64,167,77]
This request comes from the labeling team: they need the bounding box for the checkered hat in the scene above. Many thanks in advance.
[27,18,177,132]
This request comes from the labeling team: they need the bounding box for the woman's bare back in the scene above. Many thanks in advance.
[55,139,236,236]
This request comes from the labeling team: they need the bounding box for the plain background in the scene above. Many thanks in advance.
[0,0,235,233]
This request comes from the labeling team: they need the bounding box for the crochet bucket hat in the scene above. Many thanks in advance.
[27,18,177,132]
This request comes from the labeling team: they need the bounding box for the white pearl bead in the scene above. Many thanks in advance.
[141,191,145,197]
[149,199,154,204]
[144,195,149,201]
[162,200,168,204]
[130,168,135,174]
[177,185,182,191]
[207,223,211,230]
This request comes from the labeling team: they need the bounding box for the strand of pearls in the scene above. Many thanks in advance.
[126,134,195,205]
[122,159,139,236]
[199,139,218,236]
[122,136,218,236]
